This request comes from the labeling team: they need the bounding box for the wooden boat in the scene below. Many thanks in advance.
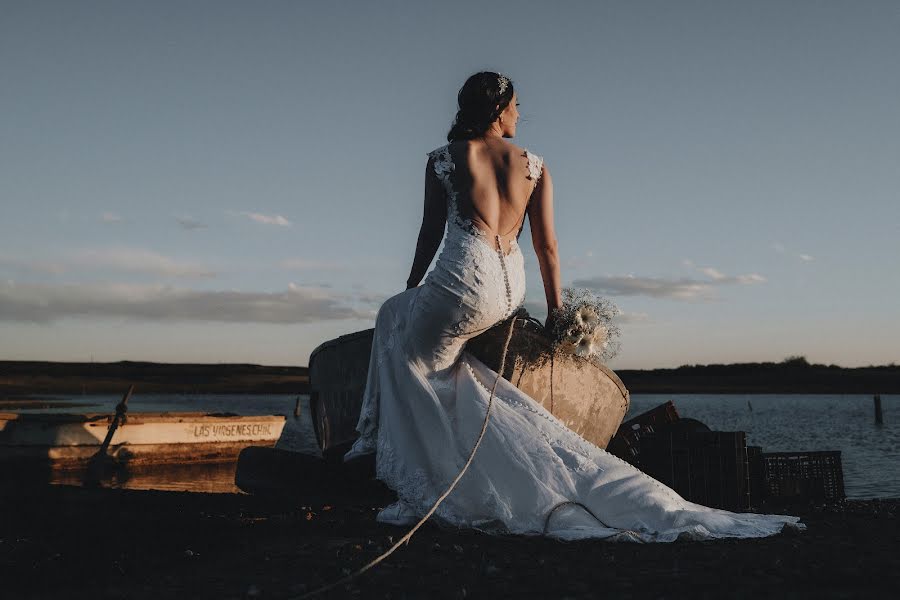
[0,411,286,470]
[307,315,630,461]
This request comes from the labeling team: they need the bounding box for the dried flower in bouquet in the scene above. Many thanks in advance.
[548,288,620,361]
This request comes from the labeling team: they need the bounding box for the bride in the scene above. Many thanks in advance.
[344,71,804,542]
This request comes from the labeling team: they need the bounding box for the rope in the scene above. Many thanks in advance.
[298,313,519,599]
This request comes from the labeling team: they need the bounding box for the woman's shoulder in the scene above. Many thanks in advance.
[426,141,544,180]
[497,140,545,173]
[427,142,451,159]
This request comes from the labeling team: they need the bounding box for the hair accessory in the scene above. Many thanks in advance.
[497,74,510,95]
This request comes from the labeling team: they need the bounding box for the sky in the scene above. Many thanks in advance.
[1,0,898,369]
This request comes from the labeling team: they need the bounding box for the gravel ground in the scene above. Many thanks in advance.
[2,482,899,599]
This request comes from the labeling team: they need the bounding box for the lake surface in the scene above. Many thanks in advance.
[13,393,899,499]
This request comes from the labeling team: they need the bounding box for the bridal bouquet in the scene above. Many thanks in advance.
[547,288,620,361]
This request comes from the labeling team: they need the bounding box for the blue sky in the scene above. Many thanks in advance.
[1,1,898,369]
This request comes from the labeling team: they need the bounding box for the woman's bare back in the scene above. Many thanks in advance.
[449,138,541,253]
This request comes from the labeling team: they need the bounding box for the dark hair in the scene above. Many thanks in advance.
[447,72,515,142]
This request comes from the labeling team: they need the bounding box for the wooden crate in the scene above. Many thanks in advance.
[606,400,680,465]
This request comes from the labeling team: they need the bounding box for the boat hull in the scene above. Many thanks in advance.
[308,317,629,459]
[0,412,286,469]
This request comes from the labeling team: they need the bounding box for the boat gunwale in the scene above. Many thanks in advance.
[0,412,288,424]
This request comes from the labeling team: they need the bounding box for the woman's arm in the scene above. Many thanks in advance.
[526,164,562,314]
[406,157,447,289]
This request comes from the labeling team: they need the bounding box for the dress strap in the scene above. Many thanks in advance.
[428,144,454,181]
[524,149,544,184]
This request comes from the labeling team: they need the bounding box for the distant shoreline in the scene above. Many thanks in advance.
[2,359,898,396]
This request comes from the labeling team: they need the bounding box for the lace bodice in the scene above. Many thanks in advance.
[416,143,543,344]
[427,143,544,256]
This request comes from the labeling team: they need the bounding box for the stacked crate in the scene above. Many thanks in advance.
[639,430,751,511]
[760,450,845,504]
[608,402,846,510]
[606,400,680,465]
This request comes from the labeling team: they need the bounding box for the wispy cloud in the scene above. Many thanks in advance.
[573,275,716,300]
[0,281,373,324]
[100,212,123,223]
[799,254,814,262]
[175,216,207,231]
[228,210,292,227]
[574,265,765,301]
[614,311,651,324]
[72,248,216,278]
[0,248,216,279]
[698,267,726,281]
[522,300,649,325]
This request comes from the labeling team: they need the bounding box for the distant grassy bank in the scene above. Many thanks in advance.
[0,361,310,396]
[2,357,898,396]
[616,357,900,394]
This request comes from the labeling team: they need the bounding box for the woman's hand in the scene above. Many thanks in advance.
[543,307,559,337]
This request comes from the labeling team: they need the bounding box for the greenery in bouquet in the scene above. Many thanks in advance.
[547,288,620,361]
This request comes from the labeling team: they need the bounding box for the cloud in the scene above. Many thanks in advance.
[573,275,716,300]
[614,311,651,324]
[698,267,726,281]
[772,242,786,254]
[574,267,765,301]
[520,300,649,325]
[799,254,814,262]
[175,216,207,230]
[229,210,292,227]
[73,248,216,278]
[100,212,123,223]
[0,248,216,279]
[0,281,373,324]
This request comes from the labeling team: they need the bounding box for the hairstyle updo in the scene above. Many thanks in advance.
[447,71,515,142]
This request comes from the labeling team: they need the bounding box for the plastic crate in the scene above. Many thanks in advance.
[607,401,680,465]
[746,445,767,507]
[761,451,845,503]
[639,430,750,511]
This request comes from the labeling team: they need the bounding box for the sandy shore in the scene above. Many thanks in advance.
[2,481,898,599]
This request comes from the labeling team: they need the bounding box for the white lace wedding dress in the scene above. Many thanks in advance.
[344,143,804,542]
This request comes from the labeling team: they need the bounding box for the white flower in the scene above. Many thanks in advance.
[574,334,595,358]
[574,305,600,330]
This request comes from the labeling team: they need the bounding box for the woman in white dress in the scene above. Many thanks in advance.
[344,72,804,542]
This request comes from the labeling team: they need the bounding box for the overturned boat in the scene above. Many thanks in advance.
[307,315,630,460]
[236,315,630,494]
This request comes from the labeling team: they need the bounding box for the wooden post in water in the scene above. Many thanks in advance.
[874,394,883,425]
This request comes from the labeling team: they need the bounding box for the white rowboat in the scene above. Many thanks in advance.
[0,412,286,469]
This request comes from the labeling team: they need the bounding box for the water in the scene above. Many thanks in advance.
[11,393,899,499]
